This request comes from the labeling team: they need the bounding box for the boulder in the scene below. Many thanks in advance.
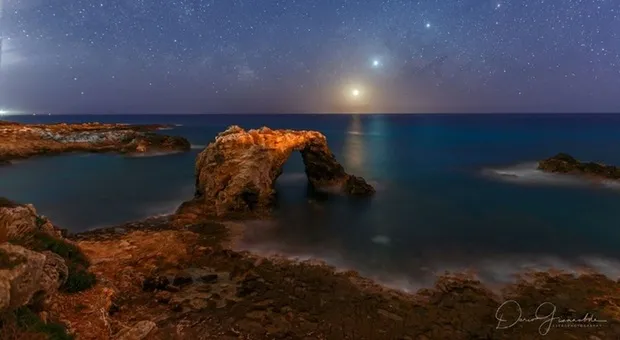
[178,126,375,218]
[0,200,63,243]
[0,243,68,311]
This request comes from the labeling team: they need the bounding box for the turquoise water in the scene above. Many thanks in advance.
[2,113,620,288]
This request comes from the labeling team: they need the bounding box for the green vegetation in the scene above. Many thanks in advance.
[0,306,73,340]
[21,232,96,293]
[35,216,47,228]
[63,263,97,293]
[0,248,25,270]
[0,197,19,208]
[14,306,73,340]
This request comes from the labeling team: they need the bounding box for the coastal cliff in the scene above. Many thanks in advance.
[538,153,620,180]
[176,125,374,220]
[0,121,190,164]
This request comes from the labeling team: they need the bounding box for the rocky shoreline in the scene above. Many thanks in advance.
[2,204,619,339]
[2,126,620,339]
[0,121,191,165]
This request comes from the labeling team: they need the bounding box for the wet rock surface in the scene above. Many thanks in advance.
[176,125,375,220]
[0,120,190,163]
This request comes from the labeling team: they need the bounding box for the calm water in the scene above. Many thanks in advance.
[3,113,620,288]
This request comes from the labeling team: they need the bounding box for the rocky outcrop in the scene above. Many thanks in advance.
[0,121,190,163]
[0,198,91,318]
[0,198,64,243]
[0,243,68,310]
[178,125,374,218]
[538,153,620,180]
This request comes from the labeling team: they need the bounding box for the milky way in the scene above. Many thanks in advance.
[1,0,619,113]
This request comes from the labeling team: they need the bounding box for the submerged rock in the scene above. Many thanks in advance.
[538,153,620,180]
[177,125,375,218]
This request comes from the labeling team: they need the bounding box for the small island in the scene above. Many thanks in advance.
[0,120,191,165]
[538,153,620,180]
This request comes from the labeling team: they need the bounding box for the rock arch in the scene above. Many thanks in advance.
[177,125,375,219]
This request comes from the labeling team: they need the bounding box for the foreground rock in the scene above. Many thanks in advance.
[2,201,620,339]
[538,153,620,180]
[0,120,190,164]
[0,198,95,339]
[62,218,620,340]
[177,125,374,219]
[0,243,68,310]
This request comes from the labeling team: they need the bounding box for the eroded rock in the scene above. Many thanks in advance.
[0,243,67,311]
[0,199,67,244]
[177,125,375,218]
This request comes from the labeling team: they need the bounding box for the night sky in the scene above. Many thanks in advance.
[1,0,619,114]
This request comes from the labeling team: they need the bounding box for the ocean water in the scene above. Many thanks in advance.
[3,113,620,289]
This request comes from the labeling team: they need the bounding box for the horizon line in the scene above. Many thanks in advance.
[3,111,620,116]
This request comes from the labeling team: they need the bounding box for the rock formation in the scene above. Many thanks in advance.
[0,198,64,243]
[0,121,191,164]
[538,153,620,180]
[0,198,92,316]
[0,243,68,310]
[177,125,374,218]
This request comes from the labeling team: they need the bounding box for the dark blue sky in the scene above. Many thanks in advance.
[1,0,619,114]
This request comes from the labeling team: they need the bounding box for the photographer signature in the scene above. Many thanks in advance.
[495,300,607,335]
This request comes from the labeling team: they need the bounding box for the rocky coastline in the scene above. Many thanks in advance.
[0,120,191,165]
[2,201,619,340]
[538,153,620,181]
[1,127,620,339]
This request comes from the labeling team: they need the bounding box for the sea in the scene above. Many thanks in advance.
[2,113,620,290]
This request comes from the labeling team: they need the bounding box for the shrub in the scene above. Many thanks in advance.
[0,249,25,270]
[24,232,96,293]
[0,306,72,340]
[63,263,97,293]
[14,307,73,340]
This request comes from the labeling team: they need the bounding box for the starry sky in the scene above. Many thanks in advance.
[1,0,619,114]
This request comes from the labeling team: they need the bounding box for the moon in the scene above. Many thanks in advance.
[352,89,360,97]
